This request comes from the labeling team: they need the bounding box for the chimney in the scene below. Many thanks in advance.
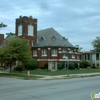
[0,34,4,44]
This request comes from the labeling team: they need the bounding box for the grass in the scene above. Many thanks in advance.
[12,68,100,76]
[0,68,100,80]
[0,67,5,70]
[0,73,42,80]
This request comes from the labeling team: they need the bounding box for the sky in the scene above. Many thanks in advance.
[0,0,100,51]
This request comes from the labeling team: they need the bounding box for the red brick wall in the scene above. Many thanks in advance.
[0,34,4,44]
[16,16,37,46]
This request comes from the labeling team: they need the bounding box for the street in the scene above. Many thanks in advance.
[0,76,100,100]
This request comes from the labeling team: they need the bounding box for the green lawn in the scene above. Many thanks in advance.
[0,73,42,80]
[13,68,100,76]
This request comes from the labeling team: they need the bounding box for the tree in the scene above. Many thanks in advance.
[0,22,7,28]
[0,37,32,73]
[6,32,15,39]
[92,37,100,52]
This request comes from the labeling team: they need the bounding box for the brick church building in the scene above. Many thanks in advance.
[15,15,80,70]
[0,16,80,70]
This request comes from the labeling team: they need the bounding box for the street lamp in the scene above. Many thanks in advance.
[59,49,79,77]
[59,50,71,77]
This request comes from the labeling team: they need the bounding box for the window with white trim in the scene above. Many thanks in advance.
[42,49,47,56]
[18,25,22,36]
[63,54,68,58]
[28,25,34,36]
[33,50,37,56]
[52,49,57,56]
[72,54,75,58]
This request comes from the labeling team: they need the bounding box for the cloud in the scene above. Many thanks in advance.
[0,0,100,51]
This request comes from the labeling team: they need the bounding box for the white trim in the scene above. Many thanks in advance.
[38,48,41,50]
[37,59,80,62]
[48,48,51,50]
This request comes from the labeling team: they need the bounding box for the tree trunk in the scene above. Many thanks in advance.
[9,63,12,73]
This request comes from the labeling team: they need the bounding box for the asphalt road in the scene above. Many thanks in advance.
[0,76,100,100]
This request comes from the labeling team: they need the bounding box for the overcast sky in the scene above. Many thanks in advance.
[0,0,100,51]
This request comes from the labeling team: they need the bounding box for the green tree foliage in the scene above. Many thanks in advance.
[25,58,37,70]
[0,22,7,28]
[0,37,31,73]
[79,61,90,68]
[6,32,15,39]
[92,37,100,52]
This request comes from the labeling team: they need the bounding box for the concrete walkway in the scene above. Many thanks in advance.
[38,73,100,80]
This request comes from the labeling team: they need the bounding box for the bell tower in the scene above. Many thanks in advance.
[15,15,37,46]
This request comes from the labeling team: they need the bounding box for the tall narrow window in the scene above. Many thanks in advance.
[33,50,37,56]
[18,25,22,36]
[96,53,99,60]
[28,25,34,36]
[87,54,90,60]
[42,49,47,56]
[52,49,57,56]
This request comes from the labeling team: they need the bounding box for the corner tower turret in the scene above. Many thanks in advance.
[15,15,37,46]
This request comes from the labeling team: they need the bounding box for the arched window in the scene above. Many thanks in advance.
[18,25,22,36]
[28,25,34,36]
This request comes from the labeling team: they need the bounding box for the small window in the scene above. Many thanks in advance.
[96,53,99,60]
[42,49,47,56]
[51,49,57,56]
[40,37,45,41]
[51,36,56,41]
[33,50,37,56]
[72,55,75,58]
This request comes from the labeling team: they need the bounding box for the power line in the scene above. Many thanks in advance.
[0,18,15,24]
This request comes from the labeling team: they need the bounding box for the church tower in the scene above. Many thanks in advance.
[15,15,37,46]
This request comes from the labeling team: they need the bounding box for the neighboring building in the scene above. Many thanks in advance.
[15,16,80,70]
[81,51,100,68]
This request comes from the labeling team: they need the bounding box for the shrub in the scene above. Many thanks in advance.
[92,63,96,69]
[74,62,79,69]
[39,66,45,69]
[44,63,48,69]
[57,63,63,70]
[15,65,23,72]
[25,58,37,70]
[79,62,84,68]
[82,61,90,68]
[68,62,75,70]
[62,63,66,69]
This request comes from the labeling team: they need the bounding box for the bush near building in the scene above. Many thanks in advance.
[15,65,23,72]
[25,58,37,70]
[79,61,90,68]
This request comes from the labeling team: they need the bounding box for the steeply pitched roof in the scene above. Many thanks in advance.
[35,28,74,47]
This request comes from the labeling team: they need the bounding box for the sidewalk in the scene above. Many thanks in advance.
[37,73,100,80]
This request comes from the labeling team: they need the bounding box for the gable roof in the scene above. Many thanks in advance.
[35,28,74,47]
